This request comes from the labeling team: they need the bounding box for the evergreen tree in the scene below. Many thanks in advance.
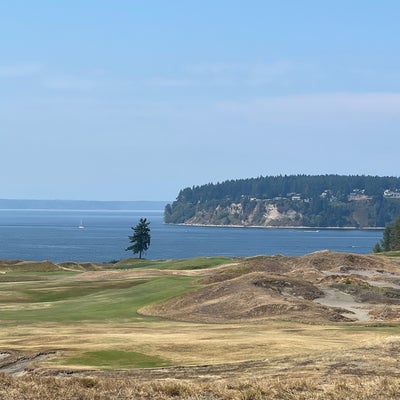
[373,243,382,253]
[390,215,400,250]
[381,225,392,252]
[376,214,400,252]
[126,218,151,259]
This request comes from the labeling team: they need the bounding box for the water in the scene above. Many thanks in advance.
[0,208,383,263]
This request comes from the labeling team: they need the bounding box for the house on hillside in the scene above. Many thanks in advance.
[287,193,302,201]
[383,189,400,199]
[320,190,337,202]
[348,189,372,201]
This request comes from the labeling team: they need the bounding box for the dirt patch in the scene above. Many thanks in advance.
[332,282,400,304]
[254,276,323,300]
[298,251,397,272]
[314,288,372,322]
[0,351,56,376]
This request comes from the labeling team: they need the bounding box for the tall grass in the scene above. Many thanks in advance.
[0,375,399,399]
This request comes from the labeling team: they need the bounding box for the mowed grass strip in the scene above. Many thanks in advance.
[57,350,171,369]
[114,256,233,270]
[0,275,200,323]
[0,270,79,282]
[0,278,141,303]
[23,280,145,303]
[375,250,400,258]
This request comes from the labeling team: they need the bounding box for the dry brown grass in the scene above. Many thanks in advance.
[1,374,400,399]
[0,321,378,367]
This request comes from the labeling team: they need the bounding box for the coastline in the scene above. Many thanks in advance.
[168,223,385,230]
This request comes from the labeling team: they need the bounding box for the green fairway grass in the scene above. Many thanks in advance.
[375,251,400,258]
[57,350,172,369]
[0,274,200,323]
[0,263,206,369]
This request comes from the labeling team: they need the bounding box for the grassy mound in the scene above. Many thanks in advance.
[140,252,400,324]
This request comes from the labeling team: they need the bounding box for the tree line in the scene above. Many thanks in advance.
[172,174,400,204]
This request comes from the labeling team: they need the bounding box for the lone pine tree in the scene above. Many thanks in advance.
[126,218,151,259]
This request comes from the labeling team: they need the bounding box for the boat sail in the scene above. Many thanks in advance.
[78,220,85,229]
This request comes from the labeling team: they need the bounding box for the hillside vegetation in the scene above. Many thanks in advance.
[165,174,400,228]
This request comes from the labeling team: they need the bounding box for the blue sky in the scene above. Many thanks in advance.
[2,1,400,201]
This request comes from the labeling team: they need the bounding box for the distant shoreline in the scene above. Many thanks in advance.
[0,199,169,211]
[170,223,385,230]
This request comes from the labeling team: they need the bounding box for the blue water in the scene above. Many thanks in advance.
[0,209,383,262]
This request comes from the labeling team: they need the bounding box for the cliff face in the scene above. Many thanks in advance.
[167,199,385,227]
[185,202,303,227]
[164,175,400,228]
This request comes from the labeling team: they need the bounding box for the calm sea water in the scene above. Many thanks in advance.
[0,209,383,263]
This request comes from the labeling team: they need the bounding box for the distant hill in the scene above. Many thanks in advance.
[164,175,400,228]
[0,199,168,211]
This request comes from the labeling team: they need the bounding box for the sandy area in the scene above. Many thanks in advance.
[314,288,372,322]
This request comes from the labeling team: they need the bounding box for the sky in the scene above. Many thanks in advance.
[1,1,400,201]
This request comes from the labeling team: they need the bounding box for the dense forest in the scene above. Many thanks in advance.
[165,175,400,228]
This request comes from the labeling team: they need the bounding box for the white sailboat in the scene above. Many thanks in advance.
[78,220,85,229]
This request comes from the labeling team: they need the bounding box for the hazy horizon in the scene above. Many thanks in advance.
[0,199,170,210]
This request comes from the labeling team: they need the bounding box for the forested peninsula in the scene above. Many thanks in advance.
[164,175,400,228]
